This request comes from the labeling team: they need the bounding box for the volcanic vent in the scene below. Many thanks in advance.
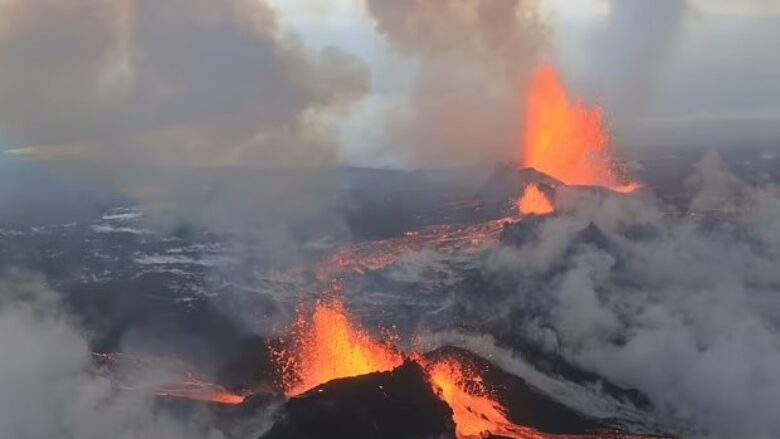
[263,286,670,439]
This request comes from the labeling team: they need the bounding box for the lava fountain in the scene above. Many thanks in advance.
[272,293,535,437]
[272,286,403,396]
[271,292,664,438]
[522,62,638,193]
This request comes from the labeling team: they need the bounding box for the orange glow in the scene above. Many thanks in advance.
[152,383,246,405]
[423,356,546,439]
[93,352,246,405]
[315,218,513,279]
[273,291,403,396]
[424,355,665,439]
[269,301,664,439]
[522,62,638,193]
[518,184,554,215]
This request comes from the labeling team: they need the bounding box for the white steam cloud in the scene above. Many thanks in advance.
[363,0,547,166]
[592,0,688,114]
[0,0,369,238]
[0,270,235,439]
[475,152,780,438]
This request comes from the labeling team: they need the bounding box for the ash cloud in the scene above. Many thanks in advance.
[364,0,547,166]
[0,269,238,439]
[468,153,780,438]
[0,0,368,235]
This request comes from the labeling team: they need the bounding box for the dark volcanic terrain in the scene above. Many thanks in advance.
[2,146,779,438]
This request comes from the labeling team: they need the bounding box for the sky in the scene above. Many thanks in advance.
[0,0,778,168]
[267,0,780,164]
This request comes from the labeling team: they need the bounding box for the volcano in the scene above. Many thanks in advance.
[481,163,562,201]
[262,360,455,439]
[260,347,671,439]
[257,277,675,439]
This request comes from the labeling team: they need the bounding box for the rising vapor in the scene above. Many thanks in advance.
[586,0,689,137]
[364,0,547,166]
[452,153,780,438]
[0,269,244,439]
[0,0,368,236]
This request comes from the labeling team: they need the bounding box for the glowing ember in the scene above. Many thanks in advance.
[424,356,546,439]
[273,290,403,396]
[522,62,638,193]
[272,297,533,437]
[518,184,555,215]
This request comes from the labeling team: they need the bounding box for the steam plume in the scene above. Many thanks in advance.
[465,153,780,438]
[590,0,688,123]
[364,0,547,166]
[0,270,241,439]
[0,0,368,232]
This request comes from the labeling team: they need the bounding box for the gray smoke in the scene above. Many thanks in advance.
[0,0,368,236]
[566,0,689,146]
[364,0,547,166]
[0,269,243,439]
[473,152,780,438]
[594,0,688,109]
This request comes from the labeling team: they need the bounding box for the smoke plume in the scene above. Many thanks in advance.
[364,0,547,166]
[587,0,688,133]
[0,0,368,234]
[466,152,780,438]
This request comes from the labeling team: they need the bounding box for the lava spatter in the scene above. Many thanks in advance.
[271,285,403,396]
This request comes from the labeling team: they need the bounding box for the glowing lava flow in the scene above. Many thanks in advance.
[272,289,403,396]
[424,355,655,439]
[93,352,246,405]
[272,295,534,436]
[518,184,555,215]
[424,356,547,439]
[272,297,666,439]
[152,381,246,404]
[522,62,638,193]
[315,218,513,279]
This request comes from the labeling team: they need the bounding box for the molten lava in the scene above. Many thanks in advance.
[93,352,246,405]
[271,296,668,439]
[152,381,246,404]
[316,218,513,279]
[522,62,638,193]
[518,184,555,215]
[273,291,403,396]
[424,355,548,439]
